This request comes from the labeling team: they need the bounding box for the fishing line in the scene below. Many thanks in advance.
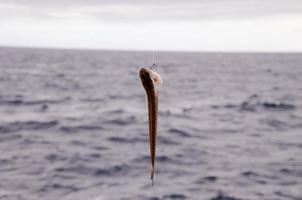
[150,50,157,70]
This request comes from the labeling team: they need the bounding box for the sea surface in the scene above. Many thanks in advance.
[0,47,301,200]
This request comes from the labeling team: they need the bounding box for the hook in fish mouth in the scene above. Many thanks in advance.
[139,67,162,185]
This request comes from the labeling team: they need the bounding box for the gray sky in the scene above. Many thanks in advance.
[0,0,301,51]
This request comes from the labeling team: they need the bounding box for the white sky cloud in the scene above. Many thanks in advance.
[0,0,301,51]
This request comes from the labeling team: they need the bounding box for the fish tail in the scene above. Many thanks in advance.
[150,166,154,186]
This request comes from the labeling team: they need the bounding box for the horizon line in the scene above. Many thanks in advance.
[0,44,301,54]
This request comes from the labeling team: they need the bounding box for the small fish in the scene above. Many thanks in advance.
[139,67,163,185]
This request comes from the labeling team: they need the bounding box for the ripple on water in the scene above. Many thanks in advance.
[163,194,187,199]
[210,94,296,113]
[262,102,295,110]
[94,164,130,177]
[107,136,147,144]
[241,171,259,177]
[0,134,22,142]
[210,193,243,200]
[59,125,103,133]
[45,154,67,162]
[158,136,179,145]
[195,176,218,184]
[168,128,192,138]
[54,164,130,177]
[104,116,136,126]
[38,183,80,194]
[0,98,69,106]
[0,121,58,134]
[274,191,302,200]
[148,197,161,200]
[263,119,289,129]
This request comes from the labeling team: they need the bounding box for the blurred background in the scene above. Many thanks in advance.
[0,1,302,200]
[0,0,302,51]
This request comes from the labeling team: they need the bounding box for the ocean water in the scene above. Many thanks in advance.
[0,47,301,200]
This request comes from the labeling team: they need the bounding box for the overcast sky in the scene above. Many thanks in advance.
[0,0,301,51]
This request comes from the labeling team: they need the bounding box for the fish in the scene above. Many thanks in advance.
[139,67,163,185]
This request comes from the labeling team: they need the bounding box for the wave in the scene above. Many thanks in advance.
[0,134,22,142]
[211,94,296,112]
[104,109,125,114]
[94,164,130,177]
[210,193,243,200]
[0,96,70,106]
[159,109,195,119]
[262,102,295,110]
[104,116,136,126]
[195,176,218,184]
[264,119,288,129]
[241,101,295,112]
[0,120,58,134]
[163,194,187,199]
[241,171,259,177]
[168,128,192,138]
[55,164,130,177]
[38,183,80,193]
[107,136,147,144]
[45,154,67,162]
[274,191,302,200]
[158,136,179,145]
[80,98,105,103]
[59,125,103,133]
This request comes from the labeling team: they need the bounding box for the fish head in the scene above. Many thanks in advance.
[139,67,163,86]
